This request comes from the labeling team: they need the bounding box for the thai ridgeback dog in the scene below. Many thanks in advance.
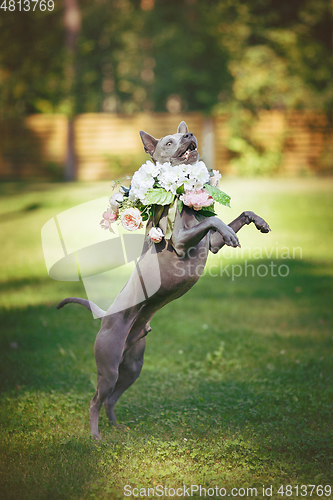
[57,121,270,439]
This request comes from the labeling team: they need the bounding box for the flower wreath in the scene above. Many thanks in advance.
[100,160,230,243]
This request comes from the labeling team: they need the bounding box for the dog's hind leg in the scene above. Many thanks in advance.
[89,305,150,439]
[90,365,120,439]
[103,336,146,426]
[89,315,135,439]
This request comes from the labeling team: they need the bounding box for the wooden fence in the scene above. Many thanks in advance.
[0,111,332,180]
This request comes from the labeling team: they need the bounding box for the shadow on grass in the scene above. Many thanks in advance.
[0,181,66,199]
[0,275,85,298]
[0,435,100,500]
[0,258,332,393]
[0,259,332,495]
[0,202,45,224]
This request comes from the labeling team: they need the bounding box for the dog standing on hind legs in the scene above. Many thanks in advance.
[57,121,271,440]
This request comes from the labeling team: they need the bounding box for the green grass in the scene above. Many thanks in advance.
[0,178,332,499]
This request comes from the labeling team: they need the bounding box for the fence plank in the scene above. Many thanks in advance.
[0,112,332,180]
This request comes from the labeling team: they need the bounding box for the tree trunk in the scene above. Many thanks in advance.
[63,0,81,181]
[65,119,76,181]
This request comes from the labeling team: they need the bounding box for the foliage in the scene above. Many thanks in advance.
[0,0,332,118]
[228,137,284,176]
[204,184,231,207]
[105,152,148,179]
[227,114,285,177]
[1,0,331,176]
[0,179,333,498]
[0,5,65,117]
[144,187,175,206]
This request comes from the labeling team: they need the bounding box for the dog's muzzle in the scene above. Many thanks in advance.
[174,135,198,164]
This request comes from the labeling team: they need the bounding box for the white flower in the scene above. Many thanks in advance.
[129,189,137,202]
[128,159,210,202]
[187,161,210,189]
[175,161,209,192]
[109,192,124,212]
[210,169,222,187]
[172,165,188,188]
[130,169,155,202]
[140,160,161,178]
[132,170,154,188]
[158,163,181,194]
[181,170,197,192]
[149,226,164,243]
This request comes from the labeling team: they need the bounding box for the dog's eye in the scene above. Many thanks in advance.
[166,141,172,146]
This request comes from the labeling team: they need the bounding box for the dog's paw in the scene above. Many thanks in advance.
[91,432,102,441]
[224,232,241,248]
[245,212,271,233]
[216,220,240,248]
[254,218,271,233]
[223,226,240,248]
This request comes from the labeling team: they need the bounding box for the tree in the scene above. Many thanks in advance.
[0,0,331,117]
[64,0,82,181]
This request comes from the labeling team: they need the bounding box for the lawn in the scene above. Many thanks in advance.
[0,178,332,500]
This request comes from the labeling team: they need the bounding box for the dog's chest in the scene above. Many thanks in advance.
[152,235,210,295]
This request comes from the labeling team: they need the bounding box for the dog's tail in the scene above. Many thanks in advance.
[57,297,106,319]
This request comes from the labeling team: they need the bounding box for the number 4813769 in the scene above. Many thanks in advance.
[277,485,332,497]
[0,0,55,11]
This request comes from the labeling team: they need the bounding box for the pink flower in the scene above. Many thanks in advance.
[149,227,164,243]
[180,189,214,211]
[104,210,118,222]
[100,219,111,230]
[121,208,143,231]
[100,209,118,230]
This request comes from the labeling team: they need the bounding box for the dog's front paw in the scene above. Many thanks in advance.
[217,221,240,247]
[224,230,241,247]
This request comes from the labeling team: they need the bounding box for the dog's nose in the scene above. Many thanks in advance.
[183,133,193,139]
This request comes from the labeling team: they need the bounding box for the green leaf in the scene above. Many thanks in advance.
[200,204,216,213]
[144,188,175,206]
[194,212,208,222]
[176,184,184,194]
[200,210,216,217]
[177,198,183,214]
[150,204,155,220]
[204,184,231,207]
[194,209,216,222]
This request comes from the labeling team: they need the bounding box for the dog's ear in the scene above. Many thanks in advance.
[139,131,158,156]
[177,121,188,134]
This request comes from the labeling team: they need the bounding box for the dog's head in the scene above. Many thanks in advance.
[139,121,199,166]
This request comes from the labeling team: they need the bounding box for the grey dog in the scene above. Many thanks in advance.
[57,121,270,440]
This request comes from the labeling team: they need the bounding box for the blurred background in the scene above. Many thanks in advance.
[0,0,332,181]
[1,3,333,497]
